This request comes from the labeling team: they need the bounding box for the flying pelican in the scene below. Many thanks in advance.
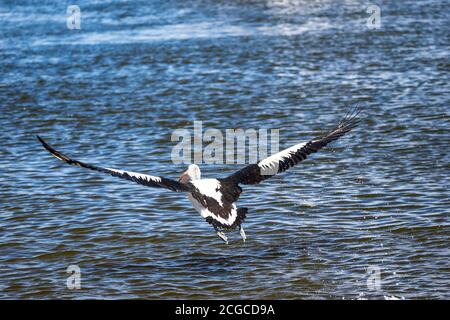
[37,110,360,244]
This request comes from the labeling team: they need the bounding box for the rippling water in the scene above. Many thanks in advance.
[1,0,449,299]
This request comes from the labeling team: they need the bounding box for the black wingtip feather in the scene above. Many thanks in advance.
[37,135,59,156]
[37,135,52,150]
[37,135,51,152]
[36,134,44,144]
[333,106,362,134]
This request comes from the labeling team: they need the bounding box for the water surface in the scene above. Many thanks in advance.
[0,0,449,299]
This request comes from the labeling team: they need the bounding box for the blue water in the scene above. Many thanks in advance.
[0,0,449,299]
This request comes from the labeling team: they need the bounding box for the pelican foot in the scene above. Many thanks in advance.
[216,231,228,244]
[239,225,246,242]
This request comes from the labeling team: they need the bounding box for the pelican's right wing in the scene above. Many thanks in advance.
[37,136,189,192]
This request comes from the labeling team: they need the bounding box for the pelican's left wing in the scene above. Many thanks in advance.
[226,109,360,186]
[37,136,189,192]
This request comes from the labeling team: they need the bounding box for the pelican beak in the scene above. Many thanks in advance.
[179,170,190,184]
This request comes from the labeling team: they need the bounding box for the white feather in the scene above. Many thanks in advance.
[106,168,162,183]
[190,179,223,206]
[258,141,307,169]
[188,193,237,227]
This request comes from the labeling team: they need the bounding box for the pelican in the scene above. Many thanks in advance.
[37,110,360,244]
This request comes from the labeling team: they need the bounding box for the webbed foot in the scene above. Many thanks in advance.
[217,231,228,244]
[214,226,228,244]
[239,225,246,242]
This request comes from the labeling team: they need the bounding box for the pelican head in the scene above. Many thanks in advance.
[179,164,201,184]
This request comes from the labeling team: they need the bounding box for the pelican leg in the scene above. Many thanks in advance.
[214,226,228,244]
[239,225,246,242]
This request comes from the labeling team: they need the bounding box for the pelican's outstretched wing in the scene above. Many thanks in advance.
[37,136,189,192]
[226,109,360,186]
